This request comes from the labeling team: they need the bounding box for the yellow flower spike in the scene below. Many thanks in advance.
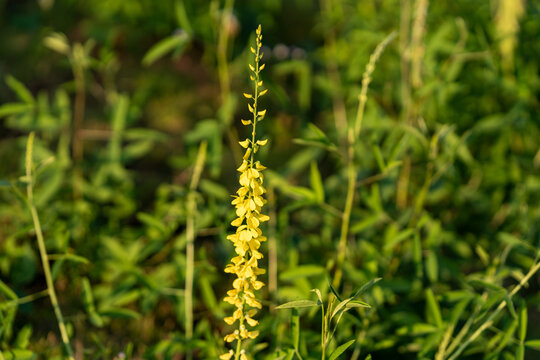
[223,24,268,360]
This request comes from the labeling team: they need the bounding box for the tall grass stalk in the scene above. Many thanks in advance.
[216,0,242,166]
[444,258,540,360]
[185,140,208,360]
[25,132,75,360]
[320,0,348,143]
[333,32,396,288]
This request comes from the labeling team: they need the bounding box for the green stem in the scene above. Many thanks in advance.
[185,141,207,360]
[26,133,75,360]
[234,299,246,360]
[332,32,396,289]
[72,63,85,201]
[216,0,242,166]
[321,304,326,360]
[446,260,540,360]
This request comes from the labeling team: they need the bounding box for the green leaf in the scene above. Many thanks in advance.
[99,307,140,319]
[328,339,355,360]
[351,278,382,298]
[137,212,168,234]
[504,292,517,319]
[328,280,342,302]
[275,300,318,309]
[425,288,443,328]
[425,251,438,283]
[518,301,527,343]
[384,228,414,251]
[142,32,190,66]
[310,161,324,203]
[174,0,193,35]
[5,76,34,104]
[525,340,540,351]
[51,253,90,264]
[311,288,323,306]
[331,297,353,320]
[2,349,36,360]
[14,325,32,349]
[468,278,505,292]
[0,279,17,300]
[0,103,33,118]
[280,265,325,281]
[82,278,103,327]
[345,300,371,309]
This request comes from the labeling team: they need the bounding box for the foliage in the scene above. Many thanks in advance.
[1,0,540,359]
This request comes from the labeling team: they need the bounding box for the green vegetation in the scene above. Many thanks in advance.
[1,1,539,359]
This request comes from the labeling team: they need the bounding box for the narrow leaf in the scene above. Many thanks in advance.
[328,340,355,360]
[275,300,318,309]
[142,32,189,66]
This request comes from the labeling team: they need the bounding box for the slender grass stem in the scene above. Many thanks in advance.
[216,0,242,166]
[446,259,540,360]
[333,32,396,288]
[185,141,207,360]
[321,304,326,360]
[320,0,348,144]
[25,133,75,360]
[72,63,85,201]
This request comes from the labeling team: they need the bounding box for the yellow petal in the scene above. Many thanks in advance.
[220,351,234,360]
[239,139,250,148]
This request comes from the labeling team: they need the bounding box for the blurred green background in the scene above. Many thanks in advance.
[1,0,540,359]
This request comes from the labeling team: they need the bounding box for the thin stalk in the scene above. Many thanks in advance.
[216,0,242,166]
[321,304,326,360]
[217,0,234,103]
[446,260,540,360]
[400,0,412,124]
[234,298,246,360]
[72,61,85,200]
[185,141,208,360]
[410,0,429,89]
[333,32,396,288]
[320,0,348,144]
[444,300,483,356]
[25,133,75,360]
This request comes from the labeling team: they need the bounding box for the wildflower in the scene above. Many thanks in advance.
[221,24,268,360]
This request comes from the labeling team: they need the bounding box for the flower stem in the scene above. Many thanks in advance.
[26,133,75,360]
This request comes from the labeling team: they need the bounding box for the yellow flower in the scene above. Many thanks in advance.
[220,350,234,360]
[222,24,268,360]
